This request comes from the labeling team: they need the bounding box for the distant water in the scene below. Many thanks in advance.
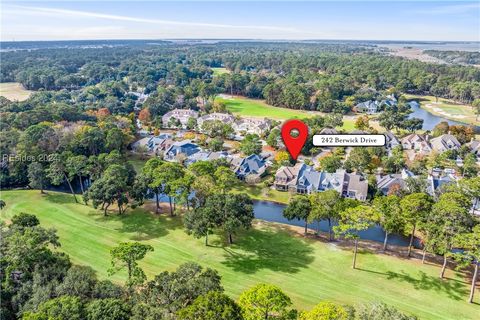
[408,102,480,131]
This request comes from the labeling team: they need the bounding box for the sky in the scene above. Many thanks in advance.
[1,1,479,42]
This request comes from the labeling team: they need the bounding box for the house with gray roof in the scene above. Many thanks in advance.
[384,131,400,151]
[426,169,458,196]
[344,173,368,201]
[430,134,461,153]
[376,169,415,195]
[274,163,303,191]
[197,113,235,128]
[164,140,201,162]
[184,151,230,166]
[162,109,199,129]
[355,100,379,114]
[234,154,267,182]
[233,118,271,136]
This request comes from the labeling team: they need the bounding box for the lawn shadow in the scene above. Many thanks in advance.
[95,208,183,241]
[357,267,468,301]
[44,192,78,204]
[221,223,315,274]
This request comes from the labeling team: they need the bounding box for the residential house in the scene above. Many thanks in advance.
[234,154,267,182]
[355,100,379,114]
[131,133,172,153]
[376,169,415,195]
[274,163,303,191]
[426,168,458,196]
[164,140,201,162]
[344,173,368,201]
[197,113,235,128]
[401,133,432,160]
[233,118,271,136]
[430,134,461,153]
[162,109,199,128]
[468,139,480,156]
[384,131,400,151]
[379,94,397,109]
[184,151,230,166]
[320,127,338,135]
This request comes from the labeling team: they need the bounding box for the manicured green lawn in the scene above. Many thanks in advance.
[232,182,291,204]
[211,67,231,76]
[405,94,478,125]
[218,96,356,130]
[1,190,478,319]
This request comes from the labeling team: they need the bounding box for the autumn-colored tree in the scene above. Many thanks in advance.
[274,150,290,163]
[96,108,111,119]
[138,108,151,123]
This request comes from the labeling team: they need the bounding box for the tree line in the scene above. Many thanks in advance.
[0,213,419,320]
[283,178,480,303]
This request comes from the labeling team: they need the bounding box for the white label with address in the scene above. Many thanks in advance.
[312,134,386,147]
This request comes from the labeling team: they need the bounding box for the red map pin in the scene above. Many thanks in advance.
[281,119,308,160]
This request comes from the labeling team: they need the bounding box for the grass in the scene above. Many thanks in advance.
[0,82,32,101]
[232,182,291,204]
[405,94,479,126]
[1,190,479,319]
[217,96,356,130]
[211,67,231,76]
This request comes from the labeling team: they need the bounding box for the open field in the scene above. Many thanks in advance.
[1,190,478,319]
[217,96,356,130]
[405,94,479,125]
[211,67,231,76]
[0,82,32,101]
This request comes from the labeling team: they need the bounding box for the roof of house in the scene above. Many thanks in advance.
[236,154,266,175]
[165,140,201,157]
[430,134,461,151]
[346,173,368,199]
[297,165,321,191]
[198,113,235,123]
[320,127,338,135]
[384,131,400,144]
[275,163,304,181]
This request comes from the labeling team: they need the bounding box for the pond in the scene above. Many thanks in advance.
[408,101,479,132]
[253,200,421,248]
[50,181,421,248]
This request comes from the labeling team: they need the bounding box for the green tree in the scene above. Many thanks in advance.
[240,134,262,155]
[214,166,237,194]
[266,128,280,148]
[238,283,294,320]
[27,162,47,194]
[153,162,185,215]
[299,301,348,320]
[319,155,342,173]
[283,196,312,235]
[373,195,403,250]
[55,266,97,300]
[86,299,131,320]
[186,117,197,130]
[334,205,377,269]
[356,302,417,320]
[430,192,473,279]
[0,199,6,210]
[400,193,432,257]
[177,291,243,320]
[108,242,154,287]
[209,137,224,151]
[141,158,164,213]
[309,190,341,240]
[46,156,78,202]
[142,262,223,315]
[66,155,88,195]
[453,224,480,303]
[22,296,84,320]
